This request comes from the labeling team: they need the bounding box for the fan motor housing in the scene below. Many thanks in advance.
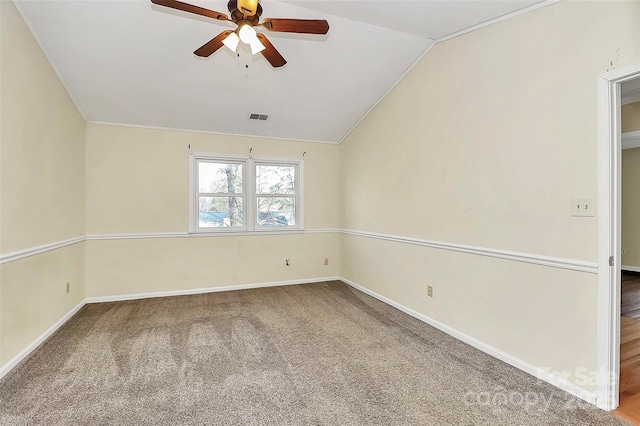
[228,0,262,24]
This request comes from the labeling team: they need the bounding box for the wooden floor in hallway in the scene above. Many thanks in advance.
[622,272,640,320]
[615,316,640,424]
[614,272,640,425]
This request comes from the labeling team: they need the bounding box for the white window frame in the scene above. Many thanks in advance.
[189,153,304,234]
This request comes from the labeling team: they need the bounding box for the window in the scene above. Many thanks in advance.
[255,163,297,228]
[190,154,303,233]
[197,160,245,229]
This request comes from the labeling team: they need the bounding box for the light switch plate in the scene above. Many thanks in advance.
[572,196,595,217]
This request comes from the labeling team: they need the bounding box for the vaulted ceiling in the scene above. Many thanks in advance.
[15,0,547,143]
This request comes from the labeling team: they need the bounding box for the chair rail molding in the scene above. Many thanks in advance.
[340,229,598,274]
[0,236,85,265]
[622,130,640,150]
[1,230,597,276]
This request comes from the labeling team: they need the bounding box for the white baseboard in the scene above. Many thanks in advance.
[1,275,598,408]
[340,277,598,406]
[0,277,339,380]
[622,265,640,273]
[85,277,341,303]
[0,300,85,380]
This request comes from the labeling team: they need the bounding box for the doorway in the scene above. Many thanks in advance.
[597,63,640,412]
[614,80,640,424]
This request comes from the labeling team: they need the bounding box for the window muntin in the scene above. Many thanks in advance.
[191,155,302,233]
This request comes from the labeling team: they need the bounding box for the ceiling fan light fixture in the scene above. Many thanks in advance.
[222,31,240,52]
[238,24,264,55]
[150,0,329,67]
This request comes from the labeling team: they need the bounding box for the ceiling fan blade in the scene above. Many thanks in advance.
[194,30,234,57]
[262,18,329,35]
[256,34,286,68]
[151,0,229,21]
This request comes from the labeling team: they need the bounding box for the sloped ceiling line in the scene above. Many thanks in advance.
[13,0,555,144]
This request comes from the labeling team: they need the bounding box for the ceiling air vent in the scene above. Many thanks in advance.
[249,113,269,121]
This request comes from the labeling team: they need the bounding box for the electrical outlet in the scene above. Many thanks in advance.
[427,286,433,297]
[324,257,329,266]
[285,259,290,266]
[571,196,595,217]
[66,282,70,294]
[623,248,627,255]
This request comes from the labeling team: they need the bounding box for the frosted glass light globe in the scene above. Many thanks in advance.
[239,24,257,44]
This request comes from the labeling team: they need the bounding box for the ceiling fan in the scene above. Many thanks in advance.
[150,0,329,68]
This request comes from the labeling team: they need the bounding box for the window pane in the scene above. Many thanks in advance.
[256,165,295,194]
[199,162,243,194]
[199,197,244,228]
[257,197,295,227]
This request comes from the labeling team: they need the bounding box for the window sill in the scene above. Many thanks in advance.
[189,228,305,237]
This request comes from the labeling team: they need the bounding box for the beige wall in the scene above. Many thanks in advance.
[623,102,640,133]
[340,0,639,391]
[86,233,338,297]
[1,0,640,402]
[622,102,640,267]
[1,245,84,365]
[623,148,640,268]
[0,1,85,366]
[85,124,340,297]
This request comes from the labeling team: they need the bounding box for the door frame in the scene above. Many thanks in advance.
[597,62,640,411]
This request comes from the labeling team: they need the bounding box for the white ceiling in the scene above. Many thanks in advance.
[14,0,545,143]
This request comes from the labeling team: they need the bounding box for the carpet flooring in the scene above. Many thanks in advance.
[0,281,630,425]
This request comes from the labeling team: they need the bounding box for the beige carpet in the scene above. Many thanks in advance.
[0,281,629,425]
